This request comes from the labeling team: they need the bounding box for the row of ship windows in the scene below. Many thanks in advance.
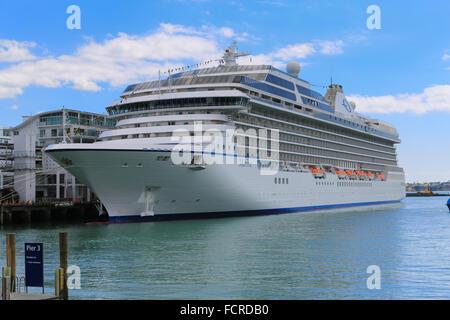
[276,153,386,171]
[277,153,358,170]
[107,97,248,115]
[337,181,374,187]
[274,177,289,184]
[239,136,395,165]
[115,110,227,122]
[240,85,383,136]
[118,119,226,129]
[278,132,394,159]
[278,143,396,165]
[316,181,334,186]
[241,83,387,138]
[251,107,393,149]
[243,74,331,109]
[238,124,395,167]
[279,149,393,168]
[242,110,395,153]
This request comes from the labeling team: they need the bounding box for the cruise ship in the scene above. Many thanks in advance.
[45,42,406,222]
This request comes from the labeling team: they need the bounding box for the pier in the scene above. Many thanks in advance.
[2,232,69,300]
[0,200,108,225]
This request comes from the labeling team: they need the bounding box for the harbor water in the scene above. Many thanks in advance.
[1,196,450,299]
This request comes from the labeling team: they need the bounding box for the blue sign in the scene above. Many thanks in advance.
[25,243,44,288]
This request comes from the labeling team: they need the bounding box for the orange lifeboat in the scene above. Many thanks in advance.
[378,173,386,181]
[346,170,357,180]
[336,169,347,179]
[365,172,375,181]
[356,171,366,180]
[311,168,325,179]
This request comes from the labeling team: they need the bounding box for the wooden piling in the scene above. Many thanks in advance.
[54,268,64,298]
[2,267,11,300]
[6,233,16,292]
[2,276,10,300]
[59,232,68,300]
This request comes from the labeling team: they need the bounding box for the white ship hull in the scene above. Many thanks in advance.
[46,144,406,223]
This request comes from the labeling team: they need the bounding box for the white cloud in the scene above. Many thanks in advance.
[218,27,236,38]
[317,40,344,55]
[273,43,316,60]
[0,23,346,99]
[9,105,18,110]
[158,23,202,35]
[0,24,221,99]
[0,40,36,62]
[348,85,450,114]
[0,86,23,99]
[443,54,450,61]
[244,40,344,68]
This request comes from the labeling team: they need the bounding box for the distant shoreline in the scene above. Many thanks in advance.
[406,191,450,197]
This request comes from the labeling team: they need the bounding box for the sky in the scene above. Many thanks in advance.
[0,0,449,182]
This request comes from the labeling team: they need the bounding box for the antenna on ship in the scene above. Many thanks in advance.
[62,106,68,144]
[168,69,173,93]
[219,41,250,66]
[158,70,162,96]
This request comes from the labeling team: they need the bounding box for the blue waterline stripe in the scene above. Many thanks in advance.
[108,199,401,223]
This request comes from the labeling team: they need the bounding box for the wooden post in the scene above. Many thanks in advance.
[6,233,16,292]
[0,204,3,225]
[2,267,11,300]
[54,269,59,297]
[55,268,64,299]
[2,276,10,300]
[59,232,68,300]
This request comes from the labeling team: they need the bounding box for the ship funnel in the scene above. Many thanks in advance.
[324,84,355,114]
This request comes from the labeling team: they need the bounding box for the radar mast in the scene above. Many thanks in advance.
[220,41,250,66]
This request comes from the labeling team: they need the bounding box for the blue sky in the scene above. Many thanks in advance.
[0,0,449,182]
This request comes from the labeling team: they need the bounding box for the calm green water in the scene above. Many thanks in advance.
[1,196,450,299]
